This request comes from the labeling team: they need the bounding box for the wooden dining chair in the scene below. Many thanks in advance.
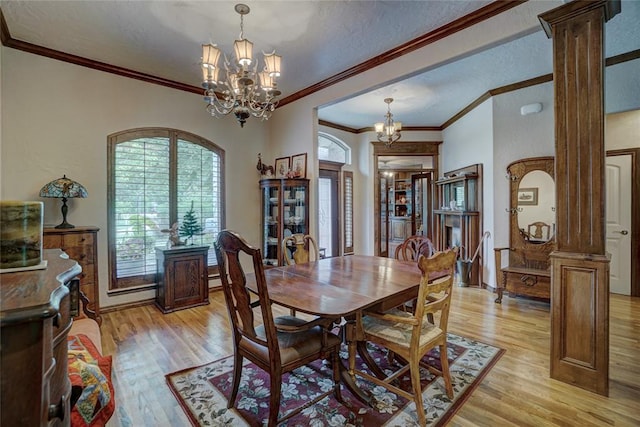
[282,233,320,265]
[282,233,320,316]
[527,221,552,241]
[350,248,457,427]
[394,235,436,315]
[394,235,435,261]
[214,230,342,426]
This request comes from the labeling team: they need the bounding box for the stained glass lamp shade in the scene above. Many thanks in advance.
[39,175,88,229]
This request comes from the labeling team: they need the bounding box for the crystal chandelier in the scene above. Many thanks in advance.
[200,4,282,127]
[374,98,402,146]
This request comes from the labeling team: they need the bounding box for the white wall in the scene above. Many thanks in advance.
[490,82,555,287]
[1,48,268,308]
[606,109,640,149]
[442,99,494,284]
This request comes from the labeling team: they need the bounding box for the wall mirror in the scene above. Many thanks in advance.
[507,156,556,251]
[516,170,555,243]
[494,156,556,303]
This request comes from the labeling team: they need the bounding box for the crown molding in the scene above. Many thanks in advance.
[2,5,638,132]
[0,8,202,95]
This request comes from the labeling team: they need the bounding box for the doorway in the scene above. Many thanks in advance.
[373,141,440,257]
[318,165,340,258]
[376,160,437,256]
[606,149,639,296]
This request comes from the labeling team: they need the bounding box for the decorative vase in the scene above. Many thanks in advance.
[0,201,43,269]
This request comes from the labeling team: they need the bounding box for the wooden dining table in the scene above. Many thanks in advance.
[246,254,425,403]
[254,255,424,316]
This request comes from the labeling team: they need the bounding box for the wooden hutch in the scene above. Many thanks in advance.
[434,164,483,286]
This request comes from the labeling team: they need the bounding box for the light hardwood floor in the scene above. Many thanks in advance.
[102,288,640,426]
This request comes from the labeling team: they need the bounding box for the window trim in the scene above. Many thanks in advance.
[318,132,351,164]
[343,170,354,255]
[107,127,225,292]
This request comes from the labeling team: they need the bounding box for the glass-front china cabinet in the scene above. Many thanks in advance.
[260,178,309,266]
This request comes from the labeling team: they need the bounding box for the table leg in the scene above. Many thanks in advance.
[341,318,373,405]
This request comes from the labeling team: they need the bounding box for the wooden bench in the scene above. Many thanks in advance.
[494,247,551,303]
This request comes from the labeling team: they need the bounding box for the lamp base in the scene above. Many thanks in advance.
[55,221,75,229]
[56,197,75,229]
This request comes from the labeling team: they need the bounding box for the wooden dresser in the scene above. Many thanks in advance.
[1,249,81,426]
[43,226,100,323]
[155,246,210,313]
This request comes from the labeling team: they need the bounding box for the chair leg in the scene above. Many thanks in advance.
[268,372,282,427]
[439,343,454,399]
[290,308,296,316]
[357,341,387,380]
[228,352,243,408]
[409,356,426,427]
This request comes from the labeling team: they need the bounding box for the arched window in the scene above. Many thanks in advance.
[107,128,225,291]
[318,132,350,164]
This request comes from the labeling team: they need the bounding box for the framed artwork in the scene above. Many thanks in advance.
[291,153,307,178]
[517,187,538,206]
[275,156,290,178]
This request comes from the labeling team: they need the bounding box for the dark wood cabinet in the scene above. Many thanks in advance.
[1,249,81,427]
[260,178,310,266]
[155,246,209,313]
[434,164,483,286]
[43,226,100,323]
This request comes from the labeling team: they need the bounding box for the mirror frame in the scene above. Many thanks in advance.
[507,156,556,268]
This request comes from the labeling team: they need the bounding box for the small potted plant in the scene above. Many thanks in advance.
[179,201,203,245]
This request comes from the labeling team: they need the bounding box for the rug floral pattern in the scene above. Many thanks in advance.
[166,333,503,426]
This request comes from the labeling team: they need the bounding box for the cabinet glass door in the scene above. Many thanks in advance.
[379,176,390,257]
[282,182,307,262]
[262,183,280,266]
[412,173,432,237]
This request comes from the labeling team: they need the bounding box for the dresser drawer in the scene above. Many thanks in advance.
[43,235,63,249]
[43,227,100,324]
[505,271,551,299]
[63,245,94,264]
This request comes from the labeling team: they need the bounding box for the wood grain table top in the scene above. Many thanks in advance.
[251,255,423,317]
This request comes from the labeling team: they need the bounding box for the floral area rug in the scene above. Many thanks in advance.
[166,333,504,426]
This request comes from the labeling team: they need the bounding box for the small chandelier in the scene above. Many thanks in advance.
[374,98,402,146]
[200,4,282,127]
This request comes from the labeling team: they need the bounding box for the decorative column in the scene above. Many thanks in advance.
[539,0,620,396]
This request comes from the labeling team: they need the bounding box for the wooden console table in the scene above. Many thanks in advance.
[1,249,81,426]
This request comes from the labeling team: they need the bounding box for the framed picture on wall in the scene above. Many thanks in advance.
[291,153,307,178]
[518,187,538,206]
[275,156,290,179]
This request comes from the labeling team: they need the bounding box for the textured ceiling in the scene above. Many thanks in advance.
[2,0,639,129]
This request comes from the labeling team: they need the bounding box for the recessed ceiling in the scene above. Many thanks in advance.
[2,1,639,130]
